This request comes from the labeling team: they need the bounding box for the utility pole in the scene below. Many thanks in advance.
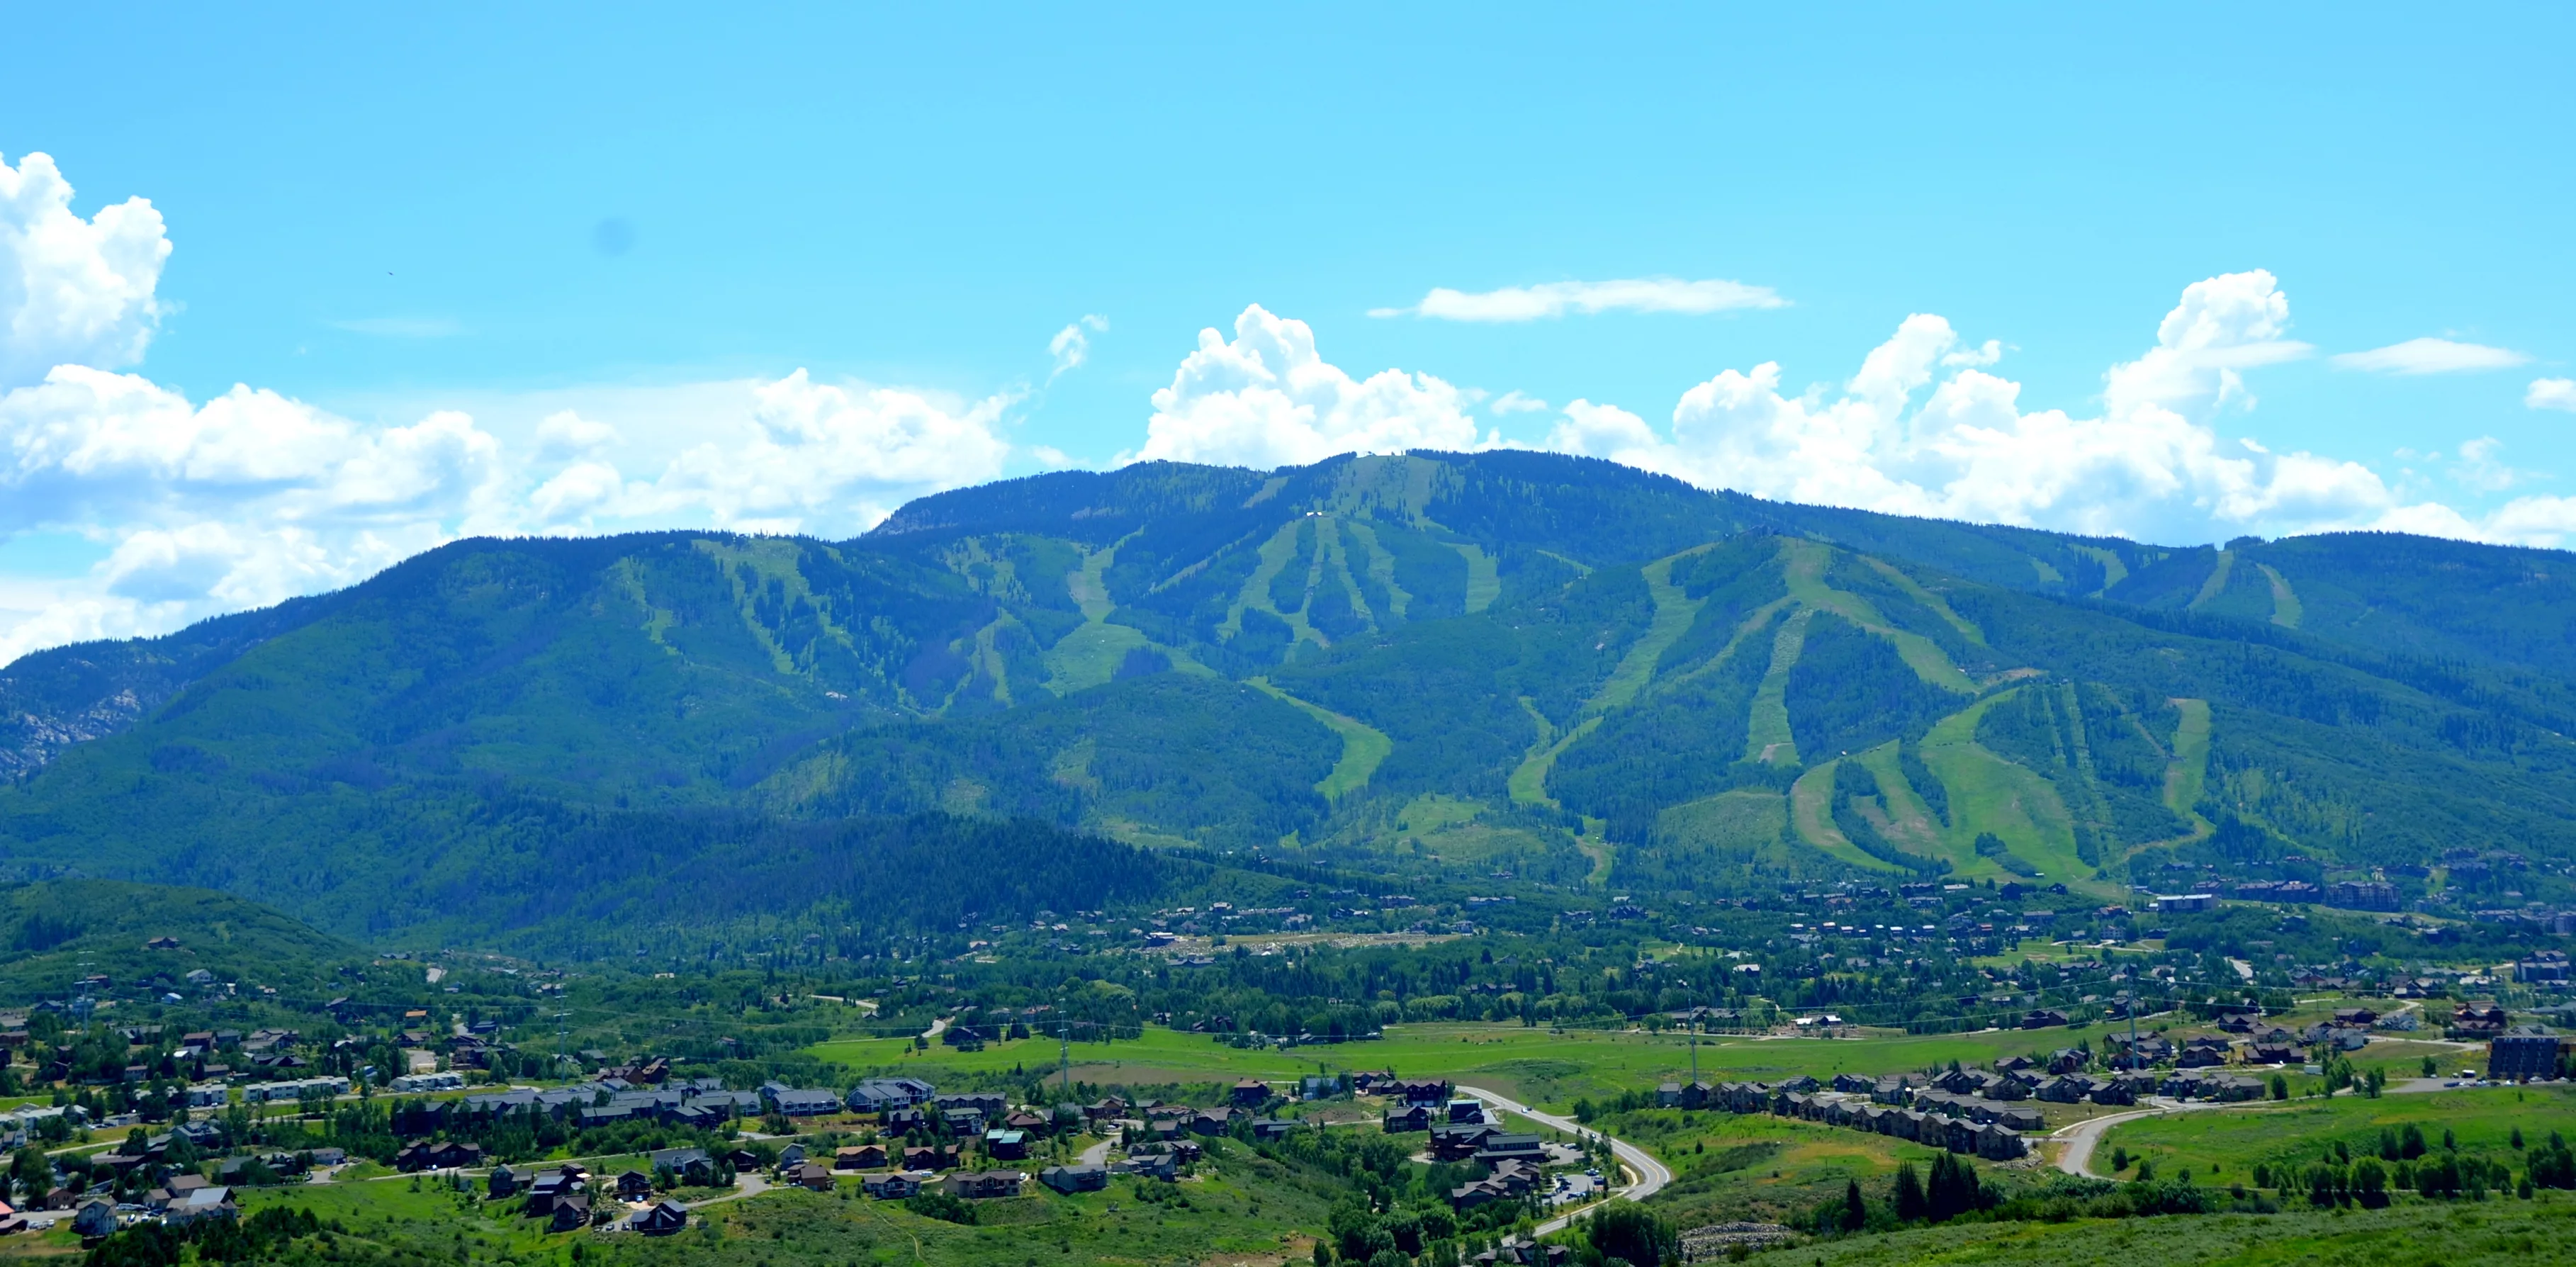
[1058,1023,1072,1103]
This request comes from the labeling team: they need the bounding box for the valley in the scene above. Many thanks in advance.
[0,451,2571,1266]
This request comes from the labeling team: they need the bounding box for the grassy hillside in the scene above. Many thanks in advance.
[0,879,364,1001]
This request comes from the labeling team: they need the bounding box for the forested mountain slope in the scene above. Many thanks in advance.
[1,450,2570,942]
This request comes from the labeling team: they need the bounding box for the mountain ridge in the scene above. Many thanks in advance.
[2,450,2571,945]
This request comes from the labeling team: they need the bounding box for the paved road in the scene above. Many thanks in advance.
[1454,1084,1671,1237]
[1079,1132,1115,1165]
[686,1172,767,1209]
[2052,1075,2480,1177]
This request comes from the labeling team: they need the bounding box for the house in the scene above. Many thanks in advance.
[614,1171,653,1200]
[1040,1164,1108,1194]
[1447,1098,1487,1123]
[903,1145,961,1172]
[2452,1003,2511,1037]
[863,1171,924,1200]
[1118,1151,1180,1181]
[1398,1079,1449,1105]
[984,1130,1029,1161]
[488,1166,517,1199]
[72,1200,118,1244]
[946,1170,1023,1199]
[548,1195,592,1233]
[1472,1235,1571,1266]
[769,1088,843,1117]
[789,1162,835,1192]
[522,1168,588,1218]
[2021,1010,2071,1030]
[1383,1105,1434,1133]
[1471,1134,1547,1169]
[629,1200,688,1236]
[653,1147,714,1186]
[1231,1079,1271,1108]
[848,1078,938,1113]
[2034,1076,2091,1104]
[165,1185,237,1224]
[1249,1118,1303,1142]
[835,1145,887,1171]
[2333,1007,2380,1027]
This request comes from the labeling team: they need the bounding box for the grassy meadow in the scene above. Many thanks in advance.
[809,1021,2142,1110]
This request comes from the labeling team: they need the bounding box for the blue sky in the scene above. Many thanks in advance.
[2,4,2572,661]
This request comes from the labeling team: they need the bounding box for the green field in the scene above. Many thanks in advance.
[1250,677,1393,801]
[809,1023,2139,1111]
[1916,690,2098,890]
[1805,1200,2574,1267]
[196,1139,1332,1267]
[2100,1086,2576,1181]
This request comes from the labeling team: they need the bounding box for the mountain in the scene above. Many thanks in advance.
[1,450,2570,943]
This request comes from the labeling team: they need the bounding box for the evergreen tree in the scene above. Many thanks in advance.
[1891,1159,1927,1222]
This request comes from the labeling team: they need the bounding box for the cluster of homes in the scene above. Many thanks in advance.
[1365,1078,1569,1210]
[485,1156,692,1235]
[1657,1075,2032,1161]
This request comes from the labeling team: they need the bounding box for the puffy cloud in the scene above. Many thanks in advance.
[1371,276,1786,321]
[2331,337,2530,374]
[637,369,1013,536]
[2529,378,2576,412]
[0,152,169,387]
[1488,390,1553,415]
[1540,271,2512,545]
[0,155,1028,667]
[1135,304,1481,467]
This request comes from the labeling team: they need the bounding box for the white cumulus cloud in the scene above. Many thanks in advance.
[2529,378,2576,412]
[637,370,1013,537]
[1135,304,1482,467]
[1541,270,2503,546]
[1371,276,1786,322]
[1,152,169,387]
[0,154,1023,667]
[2331,337,2530,375]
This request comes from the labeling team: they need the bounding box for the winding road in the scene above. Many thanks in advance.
[2051,1076,2475,1177]
[1455,1084,1672,1237]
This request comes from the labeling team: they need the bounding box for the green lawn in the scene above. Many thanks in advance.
[2100,1086,2576,1181]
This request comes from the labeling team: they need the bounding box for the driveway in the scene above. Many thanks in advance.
[1453,1084,1672,1237]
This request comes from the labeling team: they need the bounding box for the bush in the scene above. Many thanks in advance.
[1587,1201,1679,1267]
[904,1190,977,1225]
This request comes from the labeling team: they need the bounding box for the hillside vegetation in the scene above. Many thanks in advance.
[1,451,2572,939]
